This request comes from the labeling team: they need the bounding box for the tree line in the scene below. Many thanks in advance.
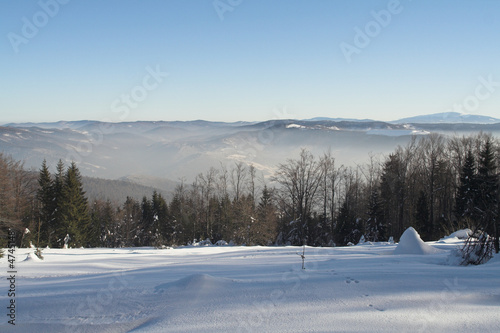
[1,133,499,255]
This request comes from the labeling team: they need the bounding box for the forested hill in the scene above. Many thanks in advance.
[82,176,171,204]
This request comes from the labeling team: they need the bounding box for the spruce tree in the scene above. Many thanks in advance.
[461,139,499,264]
[415,190,431,240]
[152,191,168,246]
[52,160,66,245]
[335,201,359,246]
[141,196,154,246]
[60,162,91,247]
[476,139,499,253]
[455,150,478,225]
[366,189,385,242]
[37,160,55,247]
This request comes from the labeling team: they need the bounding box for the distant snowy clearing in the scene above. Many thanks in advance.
[1,238,499,332]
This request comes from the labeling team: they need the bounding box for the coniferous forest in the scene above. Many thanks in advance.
[1,133,499,256]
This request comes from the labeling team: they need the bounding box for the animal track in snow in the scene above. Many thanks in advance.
[369,304,385,312]
[345,277,359,284]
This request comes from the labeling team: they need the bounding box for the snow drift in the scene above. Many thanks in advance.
[394,227,442,255]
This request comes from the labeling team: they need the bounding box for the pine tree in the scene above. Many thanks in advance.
[140,196,154,246]
[455,150,478,225]
[475,139,499,253]
[366,189,385,242]
[122,197,141,247]
[37,160,55,247]
[415,190,431,240]
[59,162,91,247]
[461,139,499,264]
[253,186,278,245]
[152,191,168,246]
[335,201,359,246]
[52,160,66,245]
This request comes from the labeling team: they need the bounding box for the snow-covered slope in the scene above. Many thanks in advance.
[1,241,499,332]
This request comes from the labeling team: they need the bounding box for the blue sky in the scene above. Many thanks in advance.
[1,0,499,123]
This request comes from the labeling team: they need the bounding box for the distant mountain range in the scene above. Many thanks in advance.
[392,112,500,124]
[1,113,499,192]
[299,112,500,124]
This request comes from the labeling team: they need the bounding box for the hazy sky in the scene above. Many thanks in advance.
[1,0,499,124]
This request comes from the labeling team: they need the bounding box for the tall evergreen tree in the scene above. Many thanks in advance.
[455,150,478,225]
[475,139,499,253]
[152,191,169,246]
[140,196,154,246]
[37,160,55,247]
[366,189,385,242]
[59,162,92,247]
[415,190,431,240]
[335,200,359,246]
[52,160,66,245]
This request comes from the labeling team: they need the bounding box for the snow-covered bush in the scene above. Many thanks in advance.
[34,247,44,260]
[215,240,228,246]
[443,229,472,240]
[357,235,366,244]
[193,238,213,246]
[459,231,494,265]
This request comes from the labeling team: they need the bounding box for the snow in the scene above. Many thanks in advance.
[394,227,442,255]
[286,124,306,129]
[447,229,472,240]
[1,240,499,332]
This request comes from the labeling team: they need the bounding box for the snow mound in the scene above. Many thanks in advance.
[438,229,472,244]
[394,227,441,255]
[448,229,472,240]
[22,252,43,262]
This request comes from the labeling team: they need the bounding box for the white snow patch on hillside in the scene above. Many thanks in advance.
[286,124,306,129]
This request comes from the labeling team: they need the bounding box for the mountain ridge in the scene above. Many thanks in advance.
[2,113,500,187]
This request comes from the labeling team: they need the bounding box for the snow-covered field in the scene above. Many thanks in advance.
[1,232,499,332]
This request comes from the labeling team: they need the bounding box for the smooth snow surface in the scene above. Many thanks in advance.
[1,241,499,332]
[394,227,442,255]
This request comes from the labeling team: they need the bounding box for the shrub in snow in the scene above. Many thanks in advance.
[296,246,306,270]
[357,235,366,244]
[394,227,441,255]
[194,238,213,246]
[215,240,228,246]
[34,247,44,260]
[459,231,494,265]
[388,236,394,244]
